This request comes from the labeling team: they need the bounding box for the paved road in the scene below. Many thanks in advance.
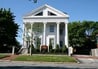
[0,61,98,69]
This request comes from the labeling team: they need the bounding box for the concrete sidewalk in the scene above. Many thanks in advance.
[73,55,98,64]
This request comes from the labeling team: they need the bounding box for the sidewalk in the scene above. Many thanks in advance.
[73,55,98,63]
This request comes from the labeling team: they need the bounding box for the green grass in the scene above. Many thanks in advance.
[0,54,9,59]
[13,55,76,62]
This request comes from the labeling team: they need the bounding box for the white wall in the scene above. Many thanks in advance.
[46,23,57,49]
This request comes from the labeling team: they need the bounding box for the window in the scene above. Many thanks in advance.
[35,12,43,16]
[50,25,54,32]
[48,11,56,16]
[60,29,63,35]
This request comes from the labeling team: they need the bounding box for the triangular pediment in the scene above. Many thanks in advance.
[23,4,69,18]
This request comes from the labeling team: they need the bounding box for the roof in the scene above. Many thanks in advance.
[23,4,69,19]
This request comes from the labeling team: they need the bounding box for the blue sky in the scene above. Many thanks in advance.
[0,0,98,44]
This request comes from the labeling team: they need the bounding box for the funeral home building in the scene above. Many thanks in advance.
[22,4,69,53]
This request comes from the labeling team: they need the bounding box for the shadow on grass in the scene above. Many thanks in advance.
[0,55,10,59]
[0,66,95,69]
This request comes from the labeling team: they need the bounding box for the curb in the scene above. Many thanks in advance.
[0,60,77,64]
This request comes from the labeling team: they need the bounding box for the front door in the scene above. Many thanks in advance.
[49,38,54,48]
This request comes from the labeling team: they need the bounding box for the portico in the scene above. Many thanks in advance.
[22,4,69,54]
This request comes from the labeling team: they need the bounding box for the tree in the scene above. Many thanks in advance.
[0,8,19,52]
[68,21,85,47]
[68,21,98,47]
[68,21,98,54]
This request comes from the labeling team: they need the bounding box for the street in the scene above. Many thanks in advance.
[0,61,98,69]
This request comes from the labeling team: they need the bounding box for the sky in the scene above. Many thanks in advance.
[0,0,98,44]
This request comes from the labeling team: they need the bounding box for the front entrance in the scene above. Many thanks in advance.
[49,38,54,48]
[47,36,55,49]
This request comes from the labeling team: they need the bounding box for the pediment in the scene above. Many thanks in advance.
[23,4,69,18]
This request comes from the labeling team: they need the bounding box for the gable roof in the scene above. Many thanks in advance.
[23,4,69,18]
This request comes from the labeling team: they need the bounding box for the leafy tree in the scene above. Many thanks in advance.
[68,21,98,47]
[68,21,98,54]
[68,21,84,47]
[0,8,19,52]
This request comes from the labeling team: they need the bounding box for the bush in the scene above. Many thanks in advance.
[54,44,60,53]
[62,45,67,54]
[31,44,36,53]
[36,48,40,53]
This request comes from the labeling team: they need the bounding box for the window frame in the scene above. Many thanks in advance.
[49,25,54,32]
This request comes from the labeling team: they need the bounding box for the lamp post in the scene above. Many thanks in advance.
[96,34,98,48]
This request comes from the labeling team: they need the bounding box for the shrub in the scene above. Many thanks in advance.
[31,44,36,53]
[62,45,67,54]
[54,44,60,53]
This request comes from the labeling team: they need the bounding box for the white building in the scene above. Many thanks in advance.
[22,4,69,53]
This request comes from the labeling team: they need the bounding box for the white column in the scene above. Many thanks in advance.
[23,22,26,48]
[57,22,60,45]
[30,23,33,55]
[43,22,47,45]
[65,23,68,48]
[30,23,33,45]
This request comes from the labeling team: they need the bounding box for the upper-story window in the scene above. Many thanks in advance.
[48,11,56,16]
[35,12,43,16]
[60,29,63,35]
[50,25,54,32]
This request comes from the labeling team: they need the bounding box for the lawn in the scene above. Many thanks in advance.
[0,54,9,59]
[13,55,76,62]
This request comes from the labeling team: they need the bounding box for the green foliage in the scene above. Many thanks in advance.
[68,21,98,48]
[68,21,98,54]
[54,44,60,53]
[0,8,19,52]
[32,23,43,34]
[31,44,36,54]
[62,45,67,53]
[0,54,9,59]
